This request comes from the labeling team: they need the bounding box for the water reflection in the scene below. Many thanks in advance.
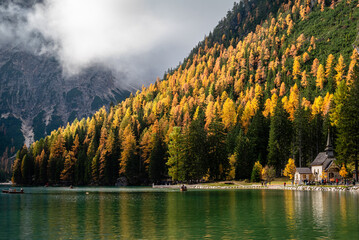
[339,192,347,228]
[311,191,326,232]
[0,187,358,239]
[284,190,296,236]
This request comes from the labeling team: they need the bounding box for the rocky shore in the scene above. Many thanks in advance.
[153,184,359,192]
[282,185,359,192]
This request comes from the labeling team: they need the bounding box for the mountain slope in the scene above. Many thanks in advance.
[183,0,288,67]
[11,0,359,185]
[0,47,130,181]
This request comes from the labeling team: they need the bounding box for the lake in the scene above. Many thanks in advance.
[0,187,358,239]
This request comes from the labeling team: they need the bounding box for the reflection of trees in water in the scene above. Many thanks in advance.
[6,188,359,239]
[292,191,304,227]
[310,191,339,239]
[119,192,131,238]
[339,193,348,229]
[311,191,325,230]
[284,190,296,236]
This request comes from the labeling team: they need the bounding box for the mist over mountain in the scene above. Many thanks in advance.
[0,0,236,84]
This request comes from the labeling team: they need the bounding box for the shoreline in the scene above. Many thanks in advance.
[153,183,359,192]
[2,182,358,192]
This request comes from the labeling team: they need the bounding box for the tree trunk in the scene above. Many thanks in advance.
[355,154,358,182]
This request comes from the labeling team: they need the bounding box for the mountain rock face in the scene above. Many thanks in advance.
[0,0,132,180]
[0,47,130,180]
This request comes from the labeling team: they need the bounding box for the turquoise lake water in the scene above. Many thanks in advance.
[0,187,358,239]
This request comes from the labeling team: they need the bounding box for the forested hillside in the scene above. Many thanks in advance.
[12,0,359,185]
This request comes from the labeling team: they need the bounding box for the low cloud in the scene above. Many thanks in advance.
[0,0,235,87]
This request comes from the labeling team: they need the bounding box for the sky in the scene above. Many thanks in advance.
[0,0,237,88]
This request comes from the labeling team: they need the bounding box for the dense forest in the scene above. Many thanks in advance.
[12,0,359,185]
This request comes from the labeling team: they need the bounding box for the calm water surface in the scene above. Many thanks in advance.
[0,187,358,239]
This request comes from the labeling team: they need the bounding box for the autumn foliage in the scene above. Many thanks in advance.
[12,0,359,185]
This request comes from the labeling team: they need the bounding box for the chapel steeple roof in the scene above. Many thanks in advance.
[325,128,334,158]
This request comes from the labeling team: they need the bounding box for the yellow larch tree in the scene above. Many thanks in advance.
[205,101,215,129]
[263,98,272,118]
[279,82,286,96]
[301,97,311,111]
[339,165,348,179]
[283,158,296,183]
[316,64,326,90]
[60,151,76,182]
[321,92,333,116]
[119,125,137,176]
[269,93,278,116]
[306,0,311,11]
[182,111,191,126]
[254,83,263,99]
[222,98,237,130]
[283,83,299,121]
[290,44,297,57]
[310,36,316,49]
[311,96,324,116]
[220,91,229,104]
[334,55,346,86]
[213,98,221,116]
[301,70,308,88]
[292,56,301,79]
[287,19,294,36]
[311,58,320,77]
[263,93,278,118]
[193,106,200,121]
[292,5,297,15]
[300,5,307,20]
[302,52,310,63]
[325,54,335,79]
[241,98,259,133]
[60,135,79,183]
[350,48,359,62]
[234,75,244,94]
[346,52,358,85]
[241,101,253,133]
[140,129,153,171]
[274,72,281,87]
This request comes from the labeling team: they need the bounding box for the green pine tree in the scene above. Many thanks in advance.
[267,101,292,175]
[149,132,167,183]
[207,119,227,180]
[235,130,253,180]
[184,114,208,181]
[167,127,186,181]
